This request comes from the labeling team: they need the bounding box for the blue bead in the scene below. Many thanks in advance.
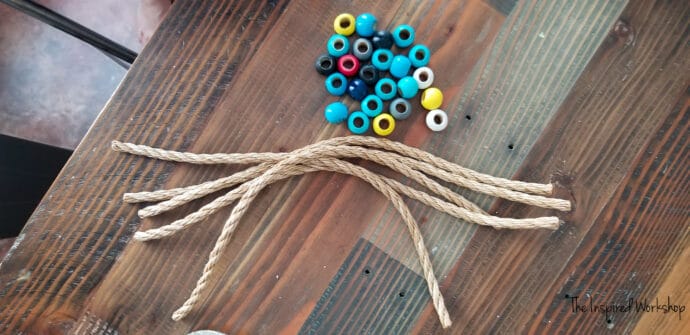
[371,49,394,71]
[361,95,383,117]
[408,44,430,67]
[325,72,347,96]
[397,76,419,99]
[327,34,350,57]
[392,24,415,48]
[324,102,349,124]
[347,78,368,101]
[375,78,397,101]
[348,111,370,134]
[389,55,412,78]
[355,13,377,37]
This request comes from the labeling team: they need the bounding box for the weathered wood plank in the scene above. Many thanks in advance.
[411,0,690,332]
[0,0,291,333]
[0,0,687,333]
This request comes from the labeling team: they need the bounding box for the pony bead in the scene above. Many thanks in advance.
[392,24,415,48]
[348,111,370,134]
[426,109,448,132]
[333,13,356,36]
[327,34,349,57]
[325,72,347,96]
[373,113,395,136]
[324,101,349,124]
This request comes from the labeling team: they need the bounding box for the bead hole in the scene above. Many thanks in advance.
[434,115,443,124]
[367,100,378,110]
[400,29,411,40]
[343,59,354,69]
[354,117,364,127]
[363,69,374,79]
[395,103,406,113]
[357,43,368,53]
[415,50,425,60]
[340,18,351,28]
[378,54,388,62]
[321,59,332,68]
[334,40,344,50]
[419,72,429,81]
[382,84,392,94]
[332,78,342,88]
[379,119,390,129]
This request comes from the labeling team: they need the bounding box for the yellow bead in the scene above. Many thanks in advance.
[334,14,356,36]
[421,87,443,110]
[372,113,395,136]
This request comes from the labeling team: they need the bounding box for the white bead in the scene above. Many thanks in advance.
[426,109,448,132]
[413,67,434,89]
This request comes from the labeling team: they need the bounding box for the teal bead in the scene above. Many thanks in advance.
[408,44,430,67]
[397,76,418,99]
[327,34,349,57]
[375,78,397,100]
[355,13,377,37]
[389,55,411,78]
[348,111,370,134]
[392,24,415,48]
[361,95,383,117]
[325,72,347,96]
[324,102,349,124]
[372,49,394,71]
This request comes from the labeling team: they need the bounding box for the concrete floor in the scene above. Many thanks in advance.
[0,0,143,149]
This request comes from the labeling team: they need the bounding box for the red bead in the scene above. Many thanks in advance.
[337,54,360,77]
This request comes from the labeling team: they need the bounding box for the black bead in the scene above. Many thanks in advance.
[358,64,379,86]
[347,78,368,101]
[315,53,336,75]
[371,30,394,50]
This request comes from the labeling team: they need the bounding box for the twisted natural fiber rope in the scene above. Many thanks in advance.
[112,136,571,329]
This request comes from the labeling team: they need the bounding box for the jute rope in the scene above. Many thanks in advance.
[112,136,571,329]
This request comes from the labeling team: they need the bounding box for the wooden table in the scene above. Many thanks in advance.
[1,0,688,334]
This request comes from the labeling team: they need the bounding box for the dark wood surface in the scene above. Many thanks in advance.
[0,0,688,334]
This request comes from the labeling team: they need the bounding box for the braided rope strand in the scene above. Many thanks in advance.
[112,136,571,329]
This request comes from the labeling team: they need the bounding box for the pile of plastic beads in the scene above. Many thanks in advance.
[315,13,448,136]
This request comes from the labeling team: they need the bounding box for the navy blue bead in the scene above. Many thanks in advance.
[371,30,394,49]
[389,55,412,78]
[348,111,370,134]
[361,95,384,117]
[355,13,377,37]
[397,76,419,99]
[324,102,349,124]
[358,64,379,86]
[325,72,347,96]
[371,49,394,71]
[315,53,336,75]
[392,24,415,48]
[327,34,350,57]
[408,44,430,67]
[347,78,368,101]
[375,78,397,101]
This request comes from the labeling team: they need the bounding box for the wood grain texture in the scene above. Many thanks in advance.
[0,0,688,334]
